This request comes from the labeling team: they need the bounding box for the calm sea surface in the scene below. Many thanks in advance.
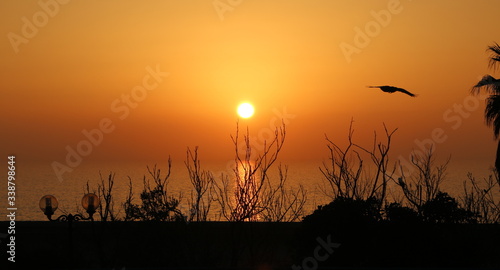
[1,159,495,221]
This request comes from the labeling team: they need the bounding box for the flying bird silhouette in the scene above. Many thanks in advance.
[367,85,417,97]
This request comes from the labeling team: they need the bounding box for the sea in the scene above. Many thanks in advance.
[1,158,496,221]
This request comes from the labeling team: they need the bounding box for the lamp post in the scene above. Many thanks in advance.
[39,193,100,267]
[40,193,100,222]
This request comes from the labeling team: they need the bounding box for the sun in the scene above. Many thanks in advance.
[237,102,254,118]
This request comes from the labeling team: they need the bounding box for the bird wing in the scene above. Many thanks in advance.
[367,85,417,97]
[393,87,416,97]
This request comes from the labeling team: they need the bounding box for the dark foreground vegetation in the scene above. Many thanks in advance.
[21,119,499,269]
[22,121,499,269]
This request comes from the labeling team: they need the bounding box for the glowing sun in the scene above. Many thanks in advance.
[237,103,254,118]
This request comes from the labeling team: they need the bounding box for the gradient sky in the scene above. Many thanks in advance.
[1,0,500,173]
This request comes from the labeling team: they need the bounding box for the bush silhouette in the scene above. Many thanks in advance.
[384,202,421,223]
[303,196,380,227]
[124,162,185,222]
[421,191,476,224]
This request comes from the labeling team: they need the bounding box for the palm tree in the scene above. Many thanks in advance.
[472,42,500,175]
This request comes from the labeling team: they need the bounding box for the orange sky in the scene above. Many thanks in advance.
[1,0,500,174]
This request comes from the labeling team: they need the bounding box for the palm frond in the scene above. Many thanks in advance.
[488,42,500,70]
[472,75,500,95]
[485,95,500,139]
